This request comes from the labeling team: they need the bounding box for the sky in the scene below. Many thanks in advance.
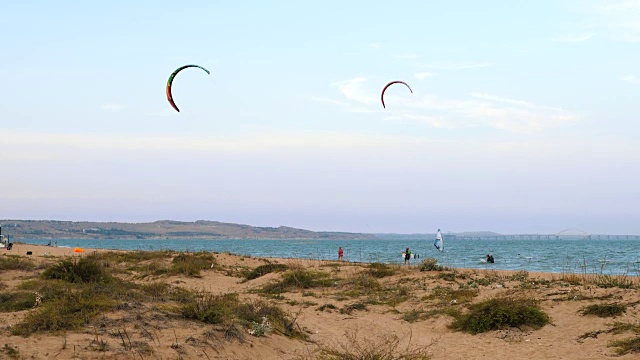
[1,0,639,235]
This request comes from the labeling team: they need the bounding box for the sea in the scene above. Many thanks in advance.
[19,237,640,276]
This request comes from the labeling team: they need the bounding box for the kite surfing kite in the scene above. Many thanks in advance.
[380,80,413,108]
[166,64,210,112]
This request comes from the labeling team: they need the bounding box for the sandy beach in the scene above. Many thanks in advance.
[0,243,638,359]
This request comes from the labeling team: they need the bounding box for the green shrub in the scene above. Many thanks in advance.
[580,303,627,318]
[449,298,550,334]
[235,299,304,338]
[181,292,304,338]
[0,255,36,271]
[367,263,395,278]
[1,344,20,359]
[244,263,289,280]
[17,279,69,303]
[509,271,529,282]
[340,274,381,297]
[11,290,115,336]
[340,303,367,315]
[438,272,456,281]
[261,268,334,294]
[0,292,37,312]
[403,309,421,323]
[317,304,337,312]
[419,258,442,271]
[426,286,478,304]
[609,337,640,355]
[167,252,216,277]
[42,256,111,284]
[137,281,194,302]
[473,277,494,286]
[593,275,635,289]
[181,292,236,324]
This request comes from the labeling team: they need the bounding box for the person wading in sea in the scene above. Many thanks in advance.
[404,247,412,265]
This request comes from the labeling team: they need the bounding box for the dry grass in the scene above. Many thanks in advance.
[296,329,431,360]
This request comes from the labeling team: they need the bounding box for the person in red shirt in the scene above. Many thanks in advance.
[338,247,344,261]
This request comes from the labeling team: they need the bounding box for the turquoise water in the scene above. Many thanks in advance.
[20,238,640,276]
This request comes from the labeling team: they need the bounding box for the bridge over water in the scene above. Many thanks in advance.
[447,234,640,241]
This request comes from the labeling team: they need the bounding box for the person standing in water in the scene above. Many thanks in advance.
[338,247,344,261]
[486,254,495,263]
[404,247,412,265]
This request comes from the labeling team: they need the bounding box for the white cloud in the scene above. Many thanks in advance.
[309,96,376,113]
[622,74,640,84]
[469,93,537,109]
[414,72,434,80]
[394,53,421,60]
[322,78,578,133]
[100,103,123,112]
[331,78,377,106]
[421,62,495,70]
[0,129,406,156]
[382,113,451,129]
[592,0,640,42]
[552,32,595,42]
[370,42,382,49]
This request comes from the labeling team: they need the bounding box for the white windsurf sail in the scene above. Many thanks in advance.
[434,229,443,252]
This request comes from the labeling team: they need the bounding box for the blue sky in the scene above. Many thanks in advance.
[1,0,639,234]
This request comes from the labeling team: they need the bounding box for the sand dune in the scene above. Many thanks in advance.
[0,243,638,359]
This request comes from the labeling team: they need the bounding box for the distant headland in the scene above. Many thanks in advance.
[0,220,372,240]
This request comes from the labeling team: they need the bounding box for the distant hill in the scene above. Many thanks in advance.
[0,220,372,240]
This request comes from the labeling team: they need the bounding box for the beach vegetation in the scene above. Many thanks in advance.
[402,306,461,322]
[317,303,337,312]
[470,277,494,286]
[260,268,335,294]
[438,272,456,281]
[42,256,112,284]
[339,302,367,315]
[578,321,640,341]
[419,257,443,271]
[0,255,36,271]
[0,291,37,312]
[609,337,640,355]
[424,286,478,305]
[164,252,217,277]
[449,298,550,334]
[508,270,529,281]
[11,289,115,336]
[296,329,431,360]
[339,273,381,297]
[402,309,421,323]
[580,303,627,317]
[181,292,306,339]
[1,344,20,359]
[367,262,396,278]
[592,274,635,289]
[244,263,289,281]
